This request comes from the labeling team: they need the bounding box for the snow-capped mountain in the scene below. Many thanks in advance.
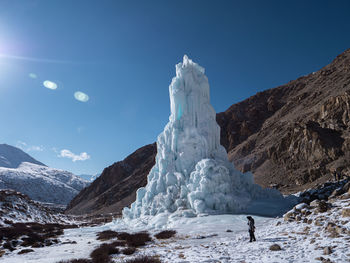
[0,162,89,205]
[77,173,101,182]
[0,144,90,205]
[0,144,45,168]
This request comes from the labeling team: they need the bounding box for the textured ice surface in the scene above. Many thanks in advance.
[123,56,295,223]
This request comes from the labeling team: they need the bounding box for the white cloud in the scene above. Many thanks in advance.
[28,145,44,151]
[58,149,90,162]
[16,141,44,152]
[16,141,27,149]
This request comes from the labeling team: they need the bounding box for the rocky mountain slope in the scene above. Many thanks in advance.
[77,173,101,182]
[0,144,45,168]
[66,144,156,215]
[66,49,350,215]
[218,48,350,193]
[0,162,89,205]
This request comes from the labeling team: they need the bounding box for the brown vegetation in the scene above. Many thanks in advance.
[116,231,152,247]
[121,246,136,255]
[97,230,119,241]
[1,222,77,252]
[90,243,119,263]
[154,230,176,239]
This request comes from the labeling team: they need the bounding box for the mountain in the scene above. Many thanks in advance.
[217,48,350,193]
[0,144,45,168]
[66,49,350,215]
[77,173,101,182]
[66,143,156,215]
[0,162,90,205]
[0,144,89,205]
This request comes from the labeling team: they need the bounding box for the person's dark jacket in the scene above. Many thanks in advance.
[247,217,255,232]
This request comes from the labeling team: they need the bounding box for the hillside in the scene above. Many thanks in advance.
[0,162,89,205]
[0,189,70,226]
[218,48,350,193]
[66,144,156,215]
[0,144,45,168]
[66,49,350,215]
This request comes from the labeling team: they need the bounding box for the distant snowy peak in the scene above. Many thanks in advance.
[78,173,101,182]
[90,173,100,182]
[0,143,45,168]
[0,162,90,205]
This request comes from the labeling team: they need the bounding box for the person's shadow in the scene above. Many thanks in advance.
[260,237,288,242]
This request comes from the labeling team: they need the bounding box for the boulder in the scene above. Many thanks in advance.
[341,208,350,217]
[330,188,344,198]
[269,244,282,251]
[323,246,332,255]
[316,201,330,213]
[310,199,320,208]
[315,219,324,226]
[343,181,350,192]
[283,212,295,221]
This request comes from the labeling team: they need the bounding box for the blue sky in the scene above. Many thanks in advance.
[0,0,350,175]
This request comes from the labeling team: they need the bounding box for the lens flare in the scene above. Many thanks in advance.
[43,80,57,90]
[74,91,89,102]
[28,73,37,79]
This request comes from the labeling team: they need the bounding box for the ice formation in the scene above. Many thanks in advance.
[123,56,294,221]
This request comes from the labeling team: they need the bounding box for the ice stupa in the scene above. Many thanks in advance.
[123,56,294,222]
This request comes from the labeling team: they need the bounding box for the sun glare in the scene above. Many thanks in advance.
[43,80,57,90]
[74,91,89,102]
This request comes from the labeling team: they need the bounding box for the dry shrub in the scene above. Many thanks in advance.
[90,243,119,263]
[116,232,132,240]
[121,246,136,255]
[3,241,15,251]
[117,232,152,247]
[97,230,119,241]
[154,230,176,240]
[111,240,127,247]
[17,249,34,254]
[0,222,73,250]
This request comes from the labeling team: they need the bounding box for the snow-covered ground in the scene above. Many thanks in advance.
[2,196,349,263]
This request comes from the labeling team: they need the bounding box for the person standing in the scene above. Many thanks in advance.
[247,216,256,242]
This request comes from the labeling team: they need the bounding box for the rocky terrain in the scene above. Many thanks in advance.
[0,190,71,227]
[220,49,350,193]
[66,49,350,216]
